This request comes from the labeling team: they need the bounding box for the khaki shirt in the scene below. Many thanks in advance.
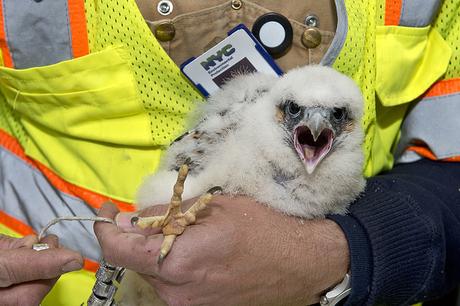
[135,0,337,71]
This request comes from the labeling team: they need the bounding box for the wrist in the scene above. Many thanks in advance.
[328,212,372,306]
[295,219,350,304]
[317,220,350,289]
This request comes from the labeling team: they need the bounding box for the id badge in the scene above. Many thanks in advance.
[181,24,282,97]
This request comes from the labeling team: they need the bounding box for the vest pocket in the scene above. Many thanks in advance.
[0,46,163,202]
[375,25,451,106]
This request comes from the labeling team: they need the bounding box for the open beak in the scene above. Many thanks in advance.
[293,112,334,174]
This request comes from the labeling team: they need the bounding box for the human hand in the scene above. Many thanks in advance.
[0,234,83,306]
[95,198,349,306]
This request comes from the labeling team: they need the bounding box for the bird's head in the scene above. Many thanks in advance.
[279,101,353,174]
[272,66,364,175]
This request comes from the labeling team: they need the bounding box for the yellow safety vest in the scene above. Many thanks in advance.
[0,0,201,304]
[0,0,458,305]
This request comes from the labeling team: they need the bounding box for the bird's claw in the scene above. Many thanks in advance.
[134,164,219,263]
[157,253,165,264]
[130,216,139,226]
[207,186,223,195]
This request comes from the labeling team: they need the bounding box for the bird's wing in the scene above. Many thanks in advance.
[163,72,279,175]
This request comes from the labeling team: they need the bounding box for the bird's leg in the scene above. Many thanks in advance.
[135,216,165,229]
[133,164,222,263]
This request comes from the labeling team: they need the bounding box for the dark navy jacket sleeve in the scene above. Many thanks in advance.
[329,159,460,305]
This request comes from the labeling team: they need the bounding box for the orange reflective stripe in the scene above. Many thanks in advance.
[402,78,460,163]
[407,145,460,162]
[407,145,437,160]
[0,210,35,236]
[385,0,403,25]
[67,0,89,57]
[0,0,13,67]
[444,156,460,162]
[0,129,135,212]
[83,259,99,273]
[424,78,460,98]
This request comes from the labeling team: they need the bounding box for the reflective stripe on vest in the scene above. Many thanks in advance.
[399,0,442,27]
[1,144,101,262]
[0,128,135,264]
[396,78,460,163]
[321,0,348,66]
[0,129,135,212]
[385,0,442,27]
[385,0,441,27]
[0,0,88,68]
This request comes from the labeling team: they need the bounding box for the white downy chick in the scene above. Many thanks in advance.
[137,65,365,218]
[120,65,366,306]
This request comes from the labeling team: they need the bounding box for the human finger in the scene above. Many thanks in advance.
[0,278,58,306]
[0,234,38,250]
[94,203,164,274]
[40,234,59,248]
[0,246,83,287]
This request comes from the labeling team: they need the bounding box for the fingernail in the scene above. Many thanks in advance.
[115,212,138,230]
[62,260,83,273]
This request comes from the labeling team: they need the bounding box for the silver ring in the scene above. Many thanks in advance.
[32,243,50,251]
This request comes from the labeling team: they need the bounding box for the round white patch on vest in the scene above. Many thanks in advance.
[258,21,286,48]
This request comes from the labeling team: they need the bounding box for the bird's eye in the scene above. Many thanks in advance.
[285,101,302,118]
[332,107,347,122]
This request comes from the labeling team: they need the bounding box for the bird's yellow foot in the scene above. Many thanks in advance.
[132,164,222,263]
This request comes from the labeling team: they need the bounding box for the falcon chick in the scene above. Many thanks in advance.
[137,65,366,218]
[120,65,366,306]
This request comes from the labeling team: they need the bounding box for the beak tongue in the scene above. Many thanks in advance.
[305,154,321,174]
[294,114,334,174]
[304,148,321,175]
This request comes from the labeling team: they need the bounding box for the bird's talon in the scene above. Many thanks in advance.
[137,164,218,264]
[207,186,223,195]
[130,216,139,226]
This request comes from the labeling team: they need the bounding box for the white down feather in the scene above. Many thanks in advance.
[137,65,365,218]
[121,65,366,306]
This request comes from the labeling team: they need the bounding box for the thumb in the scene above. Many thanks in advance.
[115,204,168,235]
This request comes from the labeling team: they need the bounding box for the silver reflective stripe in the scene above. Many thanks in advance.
[0,146,101,261]
[399,0,441,27]
[3,0,73,69]
[321,0,348,66]
[396,92,460,162]
[397,149,423,163]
